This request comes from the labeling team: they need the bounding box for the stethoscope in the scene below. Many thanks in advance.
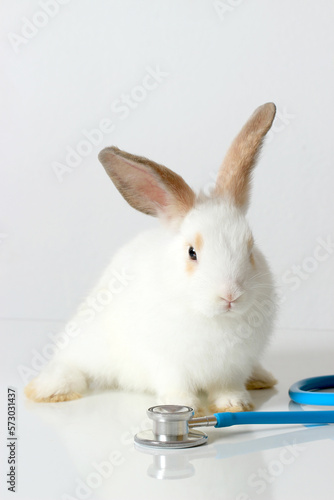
[134,375,334,449]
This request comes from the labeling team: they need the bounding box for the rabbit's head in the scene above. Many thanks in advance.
[99,103,276,318]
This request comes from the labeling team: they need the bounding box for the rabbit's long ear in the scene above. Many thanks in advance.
[215,103,276,210]
[98,146,195,220]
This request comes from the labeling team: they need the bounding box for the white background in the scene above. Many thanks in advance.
[1,3,334,500]
[1,0,334,332]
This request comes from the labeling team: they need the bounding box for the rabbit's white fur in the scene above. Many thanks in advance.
[25,103,278,412]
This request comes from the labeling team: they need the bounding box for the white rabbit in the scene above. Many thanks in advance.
[25,103,278,413]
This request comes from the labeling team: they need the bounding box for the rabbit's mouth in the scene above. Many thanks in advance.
[218,301,237,315]
[220,299,233,312]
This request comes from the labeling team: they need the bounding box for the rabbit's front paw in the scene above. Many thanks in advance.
[208,391,254,413]
[24,364,87,403]
[24,379,82,403]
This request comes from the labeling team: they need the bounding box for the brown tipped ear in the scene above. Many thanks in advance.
[215,103,276,210]
[98,146,195,220]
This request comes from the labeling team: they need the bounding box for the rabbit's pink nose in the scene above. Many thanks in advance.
[220,292,243,308]
[222,293,235,302]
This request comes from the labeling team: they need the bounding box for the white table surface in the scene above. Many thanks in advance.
[1,320,334,500]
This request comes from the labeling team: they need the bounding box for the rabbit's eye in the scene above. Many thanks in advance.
[188,246,197,261]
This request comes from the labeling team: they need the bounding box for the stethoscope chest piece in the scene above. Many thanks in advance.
[134,405,208,449]
[134,377,334,449]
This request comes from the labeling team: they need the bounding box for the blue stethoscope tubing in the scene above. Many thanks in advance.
[213,375,334,429]
[289,374,334,406]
